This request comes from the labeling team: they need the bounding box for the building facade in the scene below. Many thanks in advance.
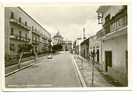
[63,40,72,51]
[73,38,83,55]
[5,7,51,60]
[95,29,105,64]
[80,38,89,59]
[89,35,96,57]
[97,5,128,86]
[52,32,64,46]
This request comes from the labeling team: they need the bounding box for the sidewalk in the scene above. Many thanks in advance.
[73,54,114,87]
[5,53,48,76]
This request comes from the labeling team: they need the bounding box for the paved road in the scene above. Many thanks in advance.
[5,51,82,88]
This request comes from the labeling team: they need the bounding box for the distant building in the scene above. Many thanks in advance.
[52,31,63,46]
[5,7,51,60]
[72,40,77,54]
[63,40,72,51]
[96,5,128,86]
[73,37,83,55]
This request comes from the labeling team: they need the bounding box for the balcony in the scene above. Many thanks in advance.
[10,18,17,24]
[32,39,40,45]
[10,35,16,39]
[32,29,40,36]
[10,34,30,42]
[10,18,31,31]
[102,26,127,40]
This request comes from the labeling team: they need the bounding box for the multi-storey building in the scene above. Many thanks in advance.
[5,7,51,60]
[96,5,128,86]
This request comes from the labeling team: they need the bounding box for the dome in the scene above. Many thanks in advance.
[53,31,63,39]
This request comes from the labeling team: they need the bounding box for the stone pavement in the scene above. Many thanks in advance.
[73,55,114,87]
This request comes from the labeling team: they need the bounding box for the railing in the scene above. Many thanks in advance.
[104,17,127,35]
[10,34,30,42]
[103,7,127,35]
[32,29,41,37]
[10,18,31,31]
[32,39,40,45]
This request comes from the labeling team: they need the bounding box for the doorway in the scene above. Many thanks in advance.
[105,51,112,72]
[97,49,99,63]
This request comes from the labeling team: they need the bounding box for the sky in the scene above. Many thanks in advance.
[22,5,102,41]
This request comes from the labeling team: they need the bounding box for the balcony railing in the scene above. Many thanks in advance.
[10,18,31,31]
[32,39,40,45]
[103,6,127,35]
[10,34,30,42]
[104,17,127,35]
[32,29,41,36]
[10,35,16,39]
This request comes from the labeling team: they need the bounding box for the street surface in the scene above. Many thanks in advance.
[5,51,82,88]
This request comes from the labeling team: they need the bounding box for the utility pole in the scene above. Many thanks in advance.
[33,46,37,62]
[91,49,96,87]
[83,27,86,40]
[18,51,24,69]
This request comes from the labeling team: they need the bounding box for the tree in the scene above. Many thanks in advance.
[17,43,34,68]
[52,44,63,52]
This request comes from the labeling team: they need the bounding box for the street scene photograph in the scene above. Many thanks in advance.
[4,5,128,88]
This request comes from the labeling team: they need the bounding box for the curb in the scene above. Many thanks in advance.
[72,55,87,87]
[5,64,33,77]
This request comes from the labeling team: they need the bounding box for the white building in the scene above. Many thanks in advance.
[5,7,51,61]
[96,5,128,86]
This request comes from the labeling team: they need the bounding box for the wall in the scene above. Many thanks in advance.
[80,41,89,59]
[89,35,96,54]
[102,34,127,85]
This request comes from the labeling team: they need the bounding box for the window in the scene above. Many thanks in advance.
[25,21,27,26]
[10,12,14,19]
[35,37,37,42]
[104,15,110,34]
[19,31,22,39]
[10,43,15,51]
[19,17,21,23]
[10,28,14,35]
[32,26,33,29]
[25,33,27,39]
[97,13,103,24]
